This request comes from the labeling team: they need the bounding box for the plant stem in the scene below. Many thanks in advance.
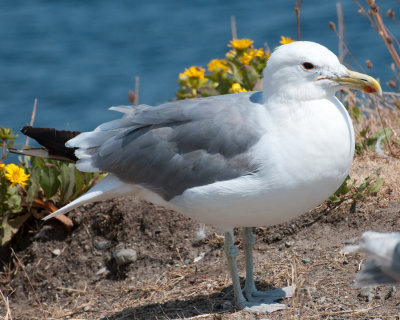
[294,0,303,40]
[368,1,400,71]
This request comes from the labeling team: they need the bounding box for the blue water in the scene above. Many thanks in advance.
[0,0,399,147]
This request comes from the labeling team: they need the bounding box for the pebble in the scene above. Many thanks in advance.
[184,259,191,265]
[302,257,311,264]
[317,296,326,304]
[96,267,108,275]
[83,306,90,312]
[113,248,137,265]
[285,241,295,248]
[194,252,205,263]
[344,238,356,245]
[95,241,108,250]
[51,249,61,256]
[359,287,374,301]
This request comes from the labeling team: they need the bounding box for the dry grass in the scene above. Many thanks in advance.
[3,94,400,320]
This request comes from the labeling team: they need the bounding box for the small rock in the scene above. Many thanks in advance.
[359,287,374,301]
[285,241,294,248]
[302,257,311,264]
[96,267,108,275]
[95,241,108,250]
[83,306,90,312]
[194,252,205,263]
[113,248,137,265]
[317,296,326,304]
[184,259,191,265]
[51,249,61,256]
[344,238,356,245]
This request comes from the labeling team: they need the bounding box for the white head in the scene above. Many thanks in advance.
[263,41,381,101]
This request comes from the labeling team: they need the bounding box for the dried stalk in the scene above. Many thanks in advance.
[24,98,37,148]
[367,1,400,71]
[294,0,303,40]
[231,15,237,39]
[336,2,345,63]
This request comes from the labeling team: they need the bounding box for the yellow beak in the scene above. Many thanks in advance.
[329,70,382,96]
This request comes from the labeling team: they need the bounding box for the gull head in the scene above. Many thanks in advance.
[263,41,382,101]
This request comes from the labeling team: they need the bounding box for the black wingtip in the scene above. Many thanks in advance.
[21,125,32,135]
[19,126,81,162]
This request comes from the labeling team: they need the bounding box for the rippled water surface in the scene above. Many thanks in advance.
[1,1,399,140]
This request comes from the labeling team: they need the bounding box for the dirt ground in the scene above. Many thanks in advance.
[1,154,400,320]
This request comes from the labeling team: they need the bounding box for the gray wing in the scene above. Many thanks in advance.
[343,231,400,286]
[69,91,264,200]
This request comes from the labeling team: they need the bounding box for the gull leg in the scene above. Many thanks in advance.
[224,230,247,309]
[242,227,295,309]
[224,229,294,312]
[243,227,258,297]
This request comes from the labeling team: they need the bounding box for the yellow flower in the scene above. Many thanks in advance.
[240,52,253,65]
[239,48,266,65]
[4,163,30,188]
[232,83,247,93]
[253,48,265,58]
[0,163,4,170]
[229,38,254,50]
[182,66,206,79]
[280,36,295,45]
[208,59,228,72]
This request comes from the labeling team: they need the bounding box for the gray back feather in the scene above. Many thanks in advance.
[72,92,264,200]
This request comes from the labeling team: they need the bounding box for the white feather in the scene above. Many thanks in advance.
[43,175,136,220]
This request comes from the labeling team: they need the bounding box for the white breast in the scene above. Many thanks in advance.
[171,97,354,228]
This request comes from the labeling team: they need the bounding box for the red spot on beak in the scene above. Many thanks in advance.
[363,85,376,93]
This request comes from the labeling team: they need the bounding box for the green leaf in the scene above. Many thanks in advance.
[72,169,84,200]
[241,65,260,89]
[351,106,363,124]
[334,175,350,196]
[355,141,365,155]
[58,163,75,205]
[357,181,367,194]
[228,61,242,83]
[40,165,60,200]
[327,194,341,203]
[366,128,392,147]
[1,213,30,246]
[198,86,220,97]
[26,165,41,203]
[368,177,383,194]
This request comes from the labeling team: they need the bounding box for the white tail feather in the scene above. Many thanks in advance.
[43,175,136,220]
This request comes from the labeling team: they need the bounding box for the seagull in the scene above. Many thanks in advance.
[15,41,381,312]
[343,231,400,286]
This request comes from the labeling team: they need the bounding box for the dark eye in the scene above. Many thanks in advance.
[302,62,315,70]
